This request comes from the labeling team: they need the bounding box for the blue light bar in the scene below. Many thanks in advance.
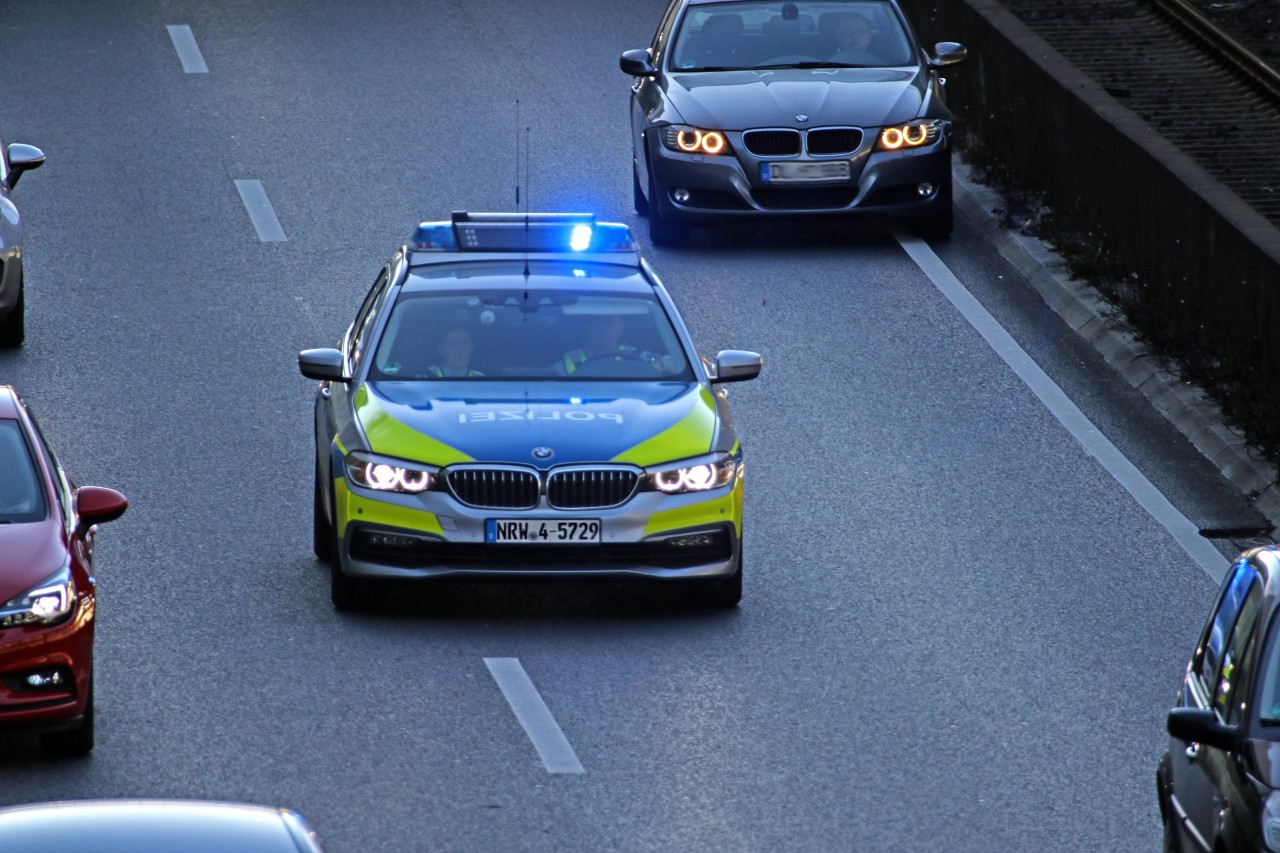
[408,212,637,255]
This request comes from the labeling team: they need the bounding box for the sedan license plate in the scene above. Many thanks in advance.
[486,519,601,544]
[762,161,850,183]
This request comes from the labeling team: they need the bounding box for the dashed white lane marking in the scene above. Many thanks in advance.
[166,25,208,74]
[895,230,1228,583]
[484,658,584,774]
[234,180,287,243]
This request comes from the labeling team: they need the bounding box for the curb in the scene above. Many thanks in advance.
[952,165,1280,534]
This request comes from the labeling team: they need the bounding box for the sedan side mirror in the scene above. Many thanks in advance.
[76,486,129,532]
[6,143,46,190]
[1167,707,1238,753]
[928,42,967,68]
[712,350,762,384]
[299,348,348,382]
[620,49,657,77]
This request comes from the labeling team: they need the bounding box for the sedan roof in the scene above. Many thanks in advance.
[0,801,320,853]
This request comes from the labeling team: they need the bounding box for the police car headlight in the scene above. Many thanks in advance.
[661,125,728,155]
[648,453,737,494]
[345,452,436,494]
[0,565,76,628]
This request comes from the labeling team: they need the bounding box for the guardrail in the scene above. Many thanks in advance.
[902,0,1280,461]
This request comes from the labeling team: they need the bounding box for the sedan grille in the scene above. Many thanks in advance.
[547,468,640,510]
[806,128,862,155]
[446,468,540,509]
[742,129,802,157]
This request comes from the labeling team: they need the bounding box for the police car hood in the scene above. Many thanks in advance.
[664,67,926,130]
[356,381,718,468]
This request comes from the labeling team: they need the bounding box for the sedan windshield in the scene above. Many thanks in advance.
[0,420,47,523]
[671,0,915,71]
[369,285,694,382]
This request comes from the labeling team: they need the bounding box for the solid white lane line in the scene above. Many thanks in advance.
[895,231,1228,583]
[234,180,287,243]
[484,658,584,774]
[166,25,208,74]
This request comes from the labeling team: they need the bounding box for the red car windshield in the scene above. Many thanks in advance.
[0,420,48,523]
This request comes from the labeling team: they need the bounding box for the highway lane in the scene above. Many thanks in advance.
[0,1,1265,850]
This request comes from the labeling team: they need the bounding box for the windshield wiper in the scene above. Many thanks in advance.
[680,65,752,72]
[750,61,866,70]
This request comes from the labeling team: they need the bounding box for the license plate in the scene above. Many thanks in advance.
[486,519,601,544]
[762,161,851,183]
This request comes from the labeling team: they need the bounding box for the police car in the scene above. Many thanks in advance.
[298,213,761,610]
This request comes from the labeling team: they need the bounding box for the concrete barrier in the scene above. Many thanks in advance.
[901,0,1280,455]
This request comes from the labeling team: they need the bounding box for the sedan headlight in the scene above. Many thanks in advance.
[0,565,75,628]
[345,452,436,494]
[661,125,728,155]
[1264,790,1280,852]
[877,121,941,150]
[648,453,737,494]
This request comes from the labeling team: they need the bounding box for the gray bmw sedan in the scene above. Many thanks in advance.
[621,0,965,244]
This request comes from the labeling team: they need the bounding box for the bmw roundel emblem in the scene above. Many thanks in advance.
[796,114,809,122]
[532,446,554,461]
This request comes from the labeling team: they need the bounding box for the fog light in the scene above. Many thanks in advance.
[25,670,65,689]
[668,533,715,548]
[917,183,934,197]
[368,532,418,549]
[673,188,691,203]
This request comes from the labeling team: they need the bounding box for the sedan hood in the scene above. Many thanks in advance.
[0,518,66,604]
[355,382,718,469]
[664,68,927,130]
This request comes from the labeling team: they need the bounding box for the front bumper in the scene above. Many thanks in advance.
[647,127,950,222]
[333,474,744,581]
[0,600,92,730]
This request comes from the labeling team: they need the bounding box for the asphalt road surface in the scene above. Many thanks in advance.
[0,2,1267,850]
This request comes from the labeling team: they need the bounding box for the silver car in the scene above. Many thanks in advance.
[1,140,46,347]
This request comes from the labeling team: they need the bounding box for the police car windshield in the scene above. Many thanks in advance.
[0,420,48,524]
[369,289,695,381]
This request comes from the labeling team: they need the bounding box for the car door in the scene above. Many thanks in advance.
[1169,562,1261,850]
[632,0,682,196]
[319,268,390,481]
[1202,578,1267,849]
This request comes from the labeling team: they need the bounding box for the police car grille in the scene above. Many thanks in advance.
[546,468,639,510]
[446,468,540,509]
[743,129,802,157]
[806,128,862,155]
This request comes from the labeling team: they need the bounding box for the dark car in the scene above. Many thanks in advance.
[0,140,46,346]
[0,386,127,756]
[0,800,324,852]
[1158,545,1280,851]
[621,0,966,244]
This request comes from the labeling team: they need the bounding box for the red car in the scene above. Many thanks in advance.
[0,386,127,755]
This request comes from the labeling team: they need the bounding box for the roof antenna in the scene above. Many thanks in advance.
[515,98,521,211]
[523,120,531,279]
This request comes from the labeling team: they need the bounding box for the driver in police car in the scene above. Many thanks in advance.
[425,327,484,377]
[557,313,636,375]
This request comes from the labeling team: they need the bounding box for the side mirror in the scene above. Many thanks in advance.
[6,143,46,190]
[1167,707,1238,753]
[928,42,967,68]
[712,350,762,384]
[76,486,128,531]
[620,49,657,77]
[299,348,347,382]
